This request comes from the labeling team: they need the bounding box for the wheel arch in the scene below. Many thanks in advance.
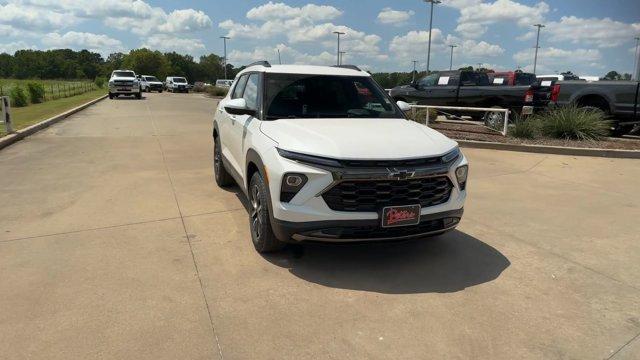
[575,94,612,114]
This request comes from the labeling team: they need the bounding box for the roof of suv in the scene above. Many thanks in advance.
[237,64,370,77]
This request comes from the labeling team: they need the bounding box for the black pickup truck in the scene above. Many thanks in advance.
[389,70,531,122]
[549,80,640,136]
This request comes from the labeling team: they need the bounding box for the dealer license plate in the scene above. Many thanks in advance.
[381,205,421,228]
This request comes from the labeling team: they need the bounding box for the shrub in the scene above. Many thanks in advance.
[510,117,541,139]
[407,107,438,124]
[26,82,45,104]
[538,105,611,141]
[10,86,28,107]
[206,86,229,97]
[94,77,106,88]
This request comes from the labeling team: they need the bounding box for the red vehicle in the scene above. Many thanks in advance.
[489,71,537,86]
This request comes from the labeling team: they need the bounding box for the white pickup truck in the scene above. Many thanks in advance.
[108,70,142,99]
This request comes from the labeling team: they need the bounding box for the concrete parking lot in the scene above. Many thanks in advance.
[1,92,639,359]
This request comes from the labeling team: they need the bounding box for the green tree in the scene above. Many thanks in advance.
[0,53,14,77]
[122,48,171,78]
[603,70,622,80]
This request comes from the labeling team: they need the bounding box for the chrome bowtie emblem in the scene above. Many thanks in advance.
[388,168,415,180]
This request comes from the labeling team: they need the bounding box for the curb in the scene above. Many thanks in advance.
[0,94,107,151]
[457,139,640,159]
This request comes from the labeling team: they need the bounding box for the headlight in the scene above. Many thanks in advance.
[277,148,342,168]
[280,173,308,202]
[442,147,460,163]
[455,165,468,190]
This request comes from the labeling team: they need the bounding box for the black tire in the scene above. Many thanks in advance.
[213,138,234,187]
[159,89,163,93]
[136,91,142,100]
[248,172,285,253]
[108,92,113,99]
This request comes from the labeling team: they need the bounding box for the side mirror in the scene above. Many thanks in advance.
[396,101,411,112]
[225,98,256,116]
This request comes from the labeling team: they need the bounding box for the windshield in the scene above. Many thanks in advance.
[264,74,403,119]
[173,78,187,83]
[113,71,135,78]
[145,76,159,82]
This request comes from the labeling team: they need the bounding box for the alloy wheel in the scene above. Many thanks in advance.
[250,185,263,240]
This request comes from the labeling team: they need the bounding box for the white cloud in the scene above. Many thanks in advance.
[377,8,415,26]
[0,41,36,54]
[2,0,212,36]
[0,2,77,30]
[389,30,504,69]
[513,47,602,73]
[389,30,444,61]
[546,16,640,48]
[228,44,336,66]
[455,0,549,38]
[43,31,124,55]
[141,34,206,56]
[441,0,482,10]
[246,1,342,21]
[220,3,383,64]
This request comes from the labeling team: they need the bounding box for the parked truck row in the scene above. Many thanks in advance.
[389,70,640,136]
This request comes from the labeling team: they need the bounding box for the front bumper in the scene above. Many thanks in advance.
[272,208,463,243]
[109,84,140,94]
[263,147,468,242]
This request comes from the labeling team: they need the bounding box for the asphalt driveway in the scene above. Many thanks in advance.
[1,92,639,359]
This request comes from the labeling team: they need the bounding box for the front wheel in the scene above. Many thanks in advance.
[108,92,114,99]
[136,91,142,100]
[249,172,285,253]
[213,138,234,187]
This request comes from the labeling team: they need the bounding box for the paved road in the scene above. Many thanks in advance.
[1,92,639,359]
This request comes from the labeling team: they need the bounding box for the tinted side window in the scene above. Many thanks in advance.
[243,74,259,110]
[418,74,438,88]
[232,75,248,99]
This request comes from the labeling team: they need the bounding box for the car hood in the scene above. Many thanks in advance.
[260,118,457,160]
[111,77,137,81]
[148,81,163,84]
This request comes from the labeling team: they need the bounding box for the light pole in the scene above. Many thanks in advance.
[633,36,640,80]
[333,31,345,66]
[448,44,457,70]
[220,36,230,80]
[424,0,441,73]
[339,51,346,65]
[277,48,282,65]
[533,24,545,74]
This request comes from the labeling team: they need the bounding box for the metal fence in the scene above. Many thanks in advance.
[410,104,510,136]
[1,96,13,134]
[0,81,97,103]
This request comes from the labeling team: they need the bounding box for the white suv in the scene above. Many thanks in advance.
[213,62,468,252]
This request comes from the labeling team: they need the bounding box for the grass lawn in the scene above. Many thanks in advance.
[1,89,106,136]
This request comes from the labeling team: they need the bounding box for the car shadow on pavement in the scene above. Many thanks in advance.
[264,230,510,294]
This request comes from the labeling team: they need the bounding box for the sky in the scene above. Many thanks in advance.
[1,0,639,76]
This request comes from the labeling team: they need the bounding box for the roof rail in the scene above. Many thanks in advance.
[332,65,362,71]
[246,61,271,68]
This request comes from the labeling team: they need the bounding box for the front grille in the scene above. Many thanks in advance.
[114,80,133,86]
[322,176,453,212]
